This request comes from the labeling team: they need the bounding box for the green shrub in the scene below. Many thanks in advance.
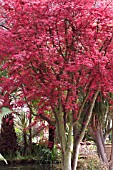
[77,155,106,170]
[32,143,61,163]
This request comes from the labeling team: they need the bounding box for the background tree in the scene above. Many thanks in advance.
[90,93,113,170]
[0,114,18,156]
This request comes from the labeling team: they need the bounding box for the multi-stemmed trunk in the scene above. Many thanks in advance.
[72,90,99,170]
[53,90,99,170]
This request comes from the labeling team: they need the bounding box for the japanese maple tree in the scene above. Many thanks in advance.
[1,0,113,169]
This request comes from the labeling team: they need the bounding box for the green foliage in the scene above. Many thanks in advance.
[77,155,106,170]
[4,143,61,165]
[0,70,8,78]
[0,107,12,121]
[14,111,29,146]
[31,144,61,163]
[0,107,12,132]
[1,107,12,116]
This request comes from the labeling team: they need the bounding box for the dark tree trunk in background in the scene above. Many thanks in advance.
[28,111,32,153]
[48,124,55,150]
[23,130,28,156]
[0,114,18,156]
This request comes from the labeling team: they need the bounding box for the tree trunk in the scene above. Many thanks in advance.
[59,122,72,170]
[90,124,109,170]
[28,113,32,153]
[57,119,72,170]
[72,141,80,170]
[23,131,28,156]
[56,105,73,170]
[109,117,113,170]
[29,127,32,152]
[61,150,72,170]
[96,130,108,163]
[90,114,109,167]
[48,124,55,150]
[72,90,99,170]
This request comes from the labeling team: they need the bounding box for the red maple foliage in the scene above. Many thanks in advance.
[1,0,113,169]
[0,0,113,109]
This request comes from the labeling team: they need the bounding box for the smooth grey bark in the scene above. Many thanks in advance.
[59,123,73,170]
[90,113,110,169]
[72,140,80,170]
[109,117,113,170]
[90,113,109,169]
[62,151,72,170]
[95,129,108,164]
[72,89,99,170]
[54,102,73,170]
